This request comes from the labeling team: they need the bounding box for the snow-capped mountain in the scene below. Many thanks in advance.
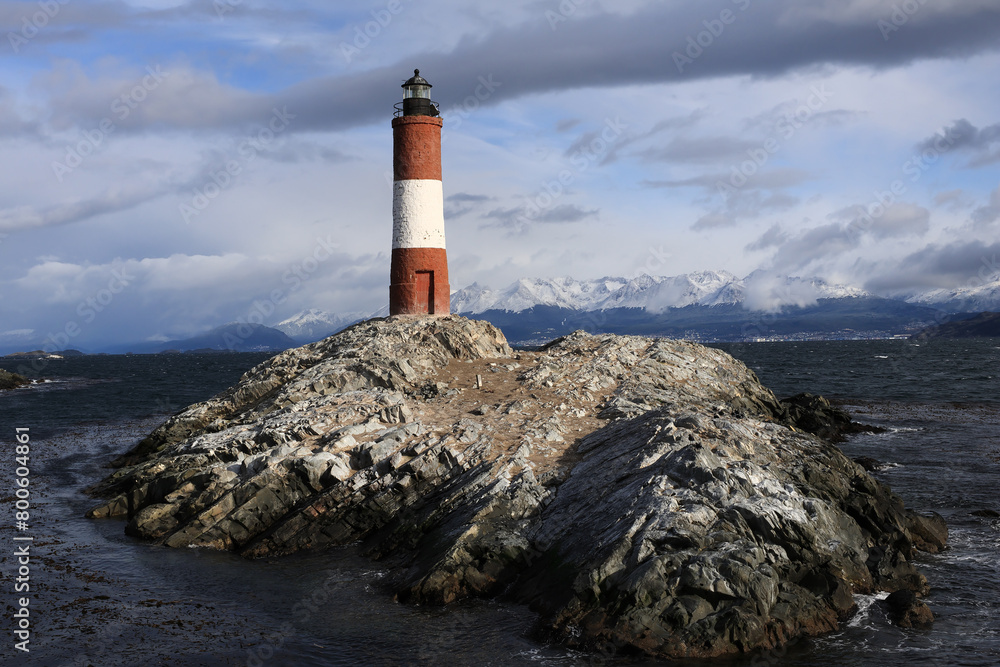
[273,309,365,341]
[450,272,872,314]
[450,277,628,313]
[905,278,1000,312]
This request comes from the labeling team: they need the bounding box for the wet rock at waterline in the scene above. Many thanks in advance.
[86,316,944,659]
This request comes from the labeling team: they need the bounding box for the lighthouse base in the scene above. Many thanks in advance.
[389,247,450,316]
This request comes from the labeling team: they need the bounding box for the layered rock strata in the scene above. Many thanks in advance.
[87,316,944,659]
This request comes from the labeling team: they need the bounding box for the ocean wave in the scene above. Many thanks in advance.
[847,591,889,628]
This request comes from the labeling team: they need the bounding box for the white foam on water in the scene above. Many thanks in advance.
[848,591,890,628]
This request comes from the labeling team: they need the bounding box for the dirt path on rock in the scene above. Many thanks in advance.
[415,352,607,479]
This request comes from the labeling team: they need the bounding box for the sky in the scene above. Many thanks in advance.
[1,0,999,350]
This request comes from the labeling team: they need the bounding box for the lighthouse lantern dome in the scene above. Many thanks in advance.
[399,69,439,117]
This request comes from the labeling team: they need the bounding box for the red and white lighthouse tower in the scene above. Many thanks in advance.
[390,69,450,316]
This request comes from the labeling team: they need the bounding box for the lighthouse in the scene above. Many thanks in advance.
[389,69,450,316]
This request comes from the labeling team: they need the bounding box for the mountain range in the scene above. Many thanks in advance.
[273,308,368,342]
[264,271,1000,345]
[911,312,1000,339]
[449,271,872,314]
[125,323,297,354]
[6,272,999,355]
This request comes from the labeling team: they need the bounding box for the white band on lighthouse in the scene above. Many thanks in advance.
[392,179,446,250]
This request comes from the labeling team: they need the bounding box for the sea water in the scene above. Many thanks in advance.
[1,340,998,666]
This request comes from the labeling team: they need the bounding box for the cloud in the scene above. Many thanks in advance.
[917,119,1000,167]
[692,191,799,230]
[971,185,1000,228]
[768,221,859,273]
[746,224,790,252]
[743,272,822,312]
[830,202,930,239]
[638,135,761,165]
[555,118,582,132]
[25,2,1000,136]
[0,180,173,233]
[0,86,39,138]
[253,141,354,164]
[760,202,930,274]
[483,203,597,232]
[3,248,387,348]
[933,188,972,211]
[864,240,1000,292]
[445,192,494,219]
[644,167,812,193]
[573,110,706,165]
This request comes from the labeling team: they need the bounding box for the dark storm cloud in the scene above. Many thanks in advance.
[864,240,1000,292]
[918,119,1000,152]
[763,202,930,274]
[36,1,1000,135]
[917,119,1000,167]
[258,1,1000,133]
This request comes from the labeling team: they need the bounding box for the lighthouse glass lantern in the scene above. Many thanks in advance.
[399,69,439,117]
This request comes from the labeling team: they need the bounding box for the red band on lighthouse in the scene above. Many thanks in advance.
[390,83,449,316]
[393,116,442,181]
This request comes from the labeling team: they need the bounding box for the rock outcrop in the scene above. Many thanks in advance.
[87,316,943,659]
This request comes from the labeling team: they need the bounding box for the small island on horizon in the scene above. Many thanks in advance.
[911,312,1000,340]
[0,368,28,390]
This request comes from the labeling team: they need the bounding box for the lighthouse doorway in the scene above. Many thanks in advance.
[415,270,434,313]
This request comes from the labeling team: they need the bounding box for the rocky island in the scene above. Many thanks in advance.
[0,368,29,390]
[86,316,945,659]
